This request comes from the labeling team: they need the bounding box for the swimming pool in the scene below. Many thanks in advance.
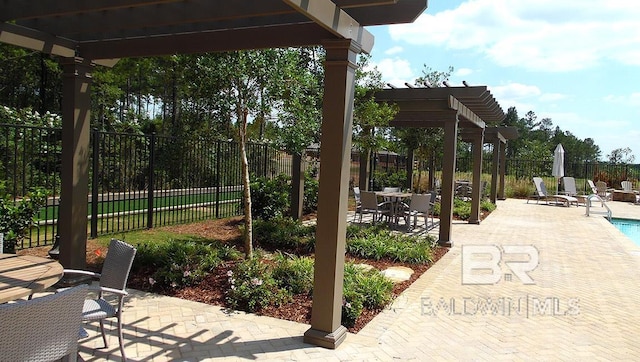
[609,217,640,247]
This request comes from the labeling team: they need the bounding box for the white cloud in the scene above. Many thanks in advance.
[455,68,473,77]
[384,46,404,55]
[491,83,541,99]
[604,93,640,107]
[388,0,640,72]
[371,57,416,87]
[539,93,567,102]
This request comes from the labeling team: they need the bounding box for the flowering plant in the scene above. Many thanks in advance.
[225,257,286,312]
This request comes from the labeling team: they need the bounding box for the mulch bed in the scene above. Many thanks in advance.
[19,216,449,333]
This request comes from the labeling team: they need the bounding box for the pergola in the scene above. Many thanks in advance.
[1,0,427,349]
[375,86,508,246]
[484,126,519,203]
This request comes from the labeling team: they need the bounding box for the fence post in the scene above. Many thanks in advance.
[263,143,269,178]
[147,133,155,229]
[90,129,99,238]
[215,141,222,218]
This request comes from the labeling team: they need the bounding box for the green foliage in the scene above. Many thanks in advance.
[346,224,435,264]
[225,257,287,313]
[341,262,393,327]
[432,198,494,220]
[452,198,471,220]
[272,253,314,295]
[341,289,364,328]
[506,178,535,198]
[0,185,47,252]
[372,170,408,191]
[250,174,291,220]
[481,200,497,212]
[252,217,315,253]
[132,239,240,289]
[303,170,319,214]
[346,222,389,239]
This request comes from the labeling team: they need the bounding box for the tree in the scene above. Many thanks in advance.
[607,147,635,164]
[351,54,398,190]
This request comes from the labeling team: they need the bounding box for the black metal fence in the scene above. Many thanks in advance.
[1,124,293,249]
[4,122,640,249]
[351,152,640,194]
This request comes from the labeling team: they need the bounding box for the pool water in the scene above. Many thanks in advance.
[610,217,640,247]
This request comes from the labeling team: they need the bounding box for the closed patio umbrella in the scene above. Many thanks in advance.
[552,144,565,193]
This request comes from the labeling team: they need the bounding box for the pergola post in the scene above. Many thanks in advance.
[498,144,507,200]
[58,57,93,270]
[490,139,501,203]
[468,129,484,224]
[439,117,459,247]
[304,39,359,349]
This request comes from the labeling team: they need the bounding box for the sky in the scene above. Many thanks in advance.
[365,0,640,161]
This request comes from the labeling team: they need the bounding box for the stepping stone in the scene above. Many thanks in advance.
[380,266,414,283]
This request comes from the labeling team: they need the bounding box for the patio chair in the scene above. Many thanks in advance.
[620,181,640,203]
[402,193,434,230]
[595,181,612,201]
[352,186,362,221]
[358,191,392,224]
[528,177,579,207]
[63,239,137,361]
[0,284,88,362]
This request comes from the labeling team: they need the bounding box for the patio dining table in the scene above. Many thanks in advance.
[0,254,63,303]
[375,191,412,225]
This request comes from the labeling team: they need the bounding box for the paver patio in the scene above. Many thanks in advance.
[78,198,640,361]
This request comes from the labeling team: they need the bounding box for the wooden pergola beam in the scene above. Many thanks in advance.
[283,0,374,53]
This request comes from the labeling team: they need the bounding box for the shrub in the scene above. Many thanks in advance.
[225,257,287,312]
[341,289,364,328]
[272,253,314,295]
[341,262,393,327]
[481,199,496,212]
[250,174,291,220]
[253,217,315,253]
[133,239,240,289]
[303,171,319,214]
[371,170,408,191]
[346,225,435,264]
[506,178,534,198]
[0,185,47,253]
[452,197,471,220]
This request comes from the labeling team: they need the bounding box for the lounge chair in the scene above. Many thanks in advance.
[561,176,578,196]
[587,179,598,195]
[561,176,587,205]
[528,177,579,207]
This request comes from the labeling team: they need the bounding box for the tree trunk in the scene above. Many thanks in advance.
[239,108,253,258]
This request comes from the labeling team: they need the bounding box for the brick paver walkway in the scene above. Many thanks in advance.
[78,198,640,361]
